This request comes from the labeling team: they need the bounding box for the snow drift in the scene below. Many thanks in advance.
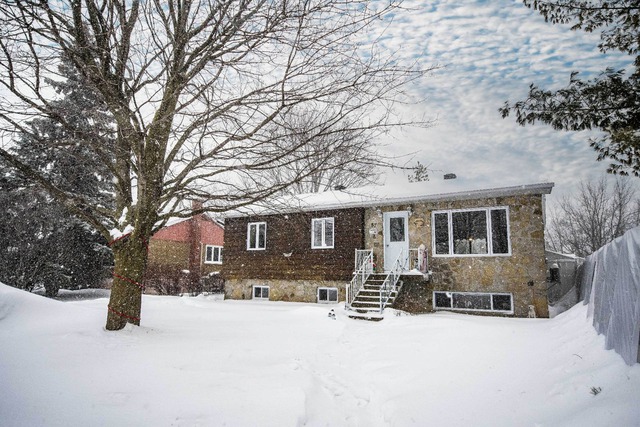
[1,283,639,426]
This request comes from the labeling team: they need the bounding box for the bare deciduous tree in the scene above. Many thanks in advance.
[266,107,386,194]
[0,1,431,329]
[546,176,640,257]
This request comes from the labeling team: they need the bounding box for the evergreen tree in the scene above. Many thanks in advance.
[0,60,114,296]
[501,1,640,176]
[407,161,430,183]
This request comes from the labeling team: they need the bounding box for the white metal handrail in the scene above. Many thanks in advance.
[379,248,406,313]
[347,249,374,308]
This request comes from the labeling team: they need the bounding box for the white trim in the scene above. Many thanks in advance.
[432,206,511,257]
[433,291,513,314]
[204,245,223,264]
[247,221,267,251]
[317,287,339,303]
[311,217,335,249]
[225,182,554,218]
[252,285,270,300]
[383,211,410,271]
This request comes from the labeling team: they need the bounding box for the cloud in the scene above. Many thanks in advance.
[367,0,639,202]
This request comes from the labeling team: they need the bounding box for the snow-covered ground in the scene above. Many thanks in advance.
[1,284,639,427]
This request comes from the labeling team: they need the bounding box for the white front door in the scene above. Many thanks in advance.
[383,211,409,271]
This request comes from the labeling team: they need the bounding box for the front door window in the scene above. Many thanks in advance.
[389,217,405,242]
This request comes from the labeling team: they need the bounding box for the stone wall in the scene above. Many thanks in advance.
[225,278,346,303]
[364,194,549,317]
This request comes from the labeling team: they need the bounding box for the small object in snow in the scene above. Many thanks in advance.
[328,309,336,319]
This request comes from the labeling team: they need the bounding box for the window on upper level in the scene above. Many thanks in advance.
[433,207,510,256]
[204,245,222,264]
[247,222,267,250]
[311,217,334,249]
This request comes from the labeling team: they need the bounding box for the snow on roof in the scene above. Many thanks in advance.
[545,250,584,261]
[156,212,224,230]
[226,179,554,217]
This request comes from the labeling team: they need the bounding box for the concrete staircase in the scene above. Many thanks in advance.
[347,273,402,321]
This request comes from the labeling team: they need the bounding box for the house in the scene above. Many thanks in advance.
[222,179,553,318]
[545,250,583,306]
[145,210,224,295]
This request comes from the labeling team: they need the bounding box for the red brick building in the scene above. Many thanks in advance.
[145,213,224,294]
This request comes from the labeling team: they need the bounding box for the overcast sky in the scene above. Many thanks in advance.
[372,0,637,202]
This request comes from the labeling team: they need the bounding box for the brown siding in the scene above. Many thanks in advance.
[148,240,190,268]
[223,208,364,281]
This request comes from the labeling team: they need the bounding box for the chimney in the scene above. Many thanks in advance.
[444,173,457,180]
[191,199,204,211]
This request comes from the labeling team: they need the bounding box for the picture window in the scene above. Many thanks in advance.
[432,207,510,256]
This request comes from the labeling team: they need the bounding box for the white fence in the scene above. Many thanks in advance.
[579,226,640,365]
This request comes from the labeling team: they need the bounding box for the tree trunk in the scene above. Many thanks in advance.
[105,234,149,330]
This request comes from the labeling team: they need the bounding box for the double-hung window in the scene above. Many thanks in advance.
[311,217,334,249]
[205,245,223,264]
[247,222,267,250]
[433,207,510,256]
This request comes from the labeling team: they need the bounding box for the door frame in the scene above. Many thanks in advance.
[383,210,410,271]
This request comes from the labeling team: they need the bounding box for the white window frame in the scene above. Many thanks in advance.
[311,217,334,249]
[253,285,270,300]
[247,222,267,251]
[433,291,513,314]
[431,206,511,257]
[317,287,339,303]
[204,245,223,264]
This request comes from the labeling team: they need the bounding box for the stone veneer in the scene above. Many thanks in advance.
[225,278,347,303]
[364,194,549,317]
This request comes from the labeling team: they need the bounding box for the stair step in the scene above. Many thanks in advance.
[355,294,396,300]
[347,270,403,321]
[351,302,381,308]
[351,300,395,306]
[347,311,384,321]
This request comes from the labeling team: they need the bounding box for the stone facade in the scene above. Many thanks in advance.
[225,278,346,303]
[364,194,549,317]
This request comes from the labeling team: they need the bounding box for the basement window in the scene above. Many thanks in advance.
[433,291,513,314]
[253,285,270,300]
[317,287,338,303]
